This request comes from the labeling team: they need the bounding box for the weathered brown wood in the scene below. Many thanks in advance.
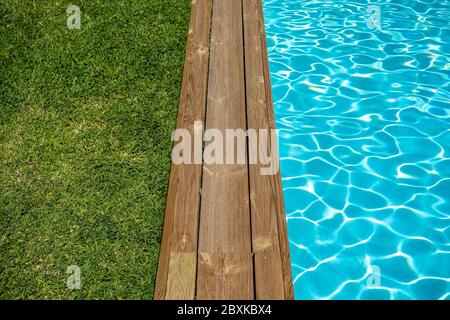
[256,0,294,300]
[155,0,294,300]
[243,0,285,300]
[154,0,212,300]
[197,0,254,300]
[165,252,197,299]
[197,252,253,300]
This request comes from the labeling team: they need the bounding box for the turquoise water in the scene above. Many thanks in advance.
[262,0,450,299]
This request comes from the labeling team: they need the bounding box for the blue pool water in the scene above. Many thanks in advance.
[262,0,450,299]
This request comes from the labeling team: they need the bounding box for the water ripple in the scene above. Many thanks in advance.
[263,0,450,299]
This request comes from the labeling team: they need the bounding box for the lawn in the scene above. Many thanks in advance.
[0,0,191,299]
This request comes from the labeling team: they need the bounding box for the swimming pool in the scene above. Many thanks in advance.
[262,0,450,299]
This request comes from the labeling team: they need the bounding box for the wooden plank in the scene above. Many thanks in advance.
[243,0,284,300]
[156,0,294,300]
[197,252,253,300]
[197,0,254,300]
[154,0,212,300]
[256,0,295,299]
[165,252,197,300]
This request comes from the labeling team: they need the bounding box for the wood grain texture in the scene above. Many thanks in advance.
[197,252,253,300]
[197,0,254,300]
[155,0,294,300]
[165,252,197,299]
[256,0,294,300]
[154,0,212,300]
[243,0,285,300]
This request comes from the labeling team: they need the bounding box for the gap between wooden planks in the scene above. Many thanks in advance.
[155,0,293,300]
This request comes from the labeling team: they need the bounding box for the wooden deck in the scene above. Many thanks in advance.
[154,0,293,300]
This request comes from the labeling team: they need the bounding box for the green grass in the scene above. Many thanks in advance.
[0,0,191,299]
